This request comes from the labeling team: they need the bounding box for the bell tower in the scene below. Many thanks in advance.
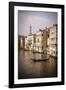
[29,24,32,35]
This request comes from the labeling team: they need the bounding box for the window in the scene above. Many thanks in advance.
[37,39,39,42]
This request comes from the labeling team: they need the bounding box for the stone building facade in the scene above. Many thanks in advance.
[18,35,25,49]
[48,24,57,57]
[34,28,48,54]
[25,34,35,50]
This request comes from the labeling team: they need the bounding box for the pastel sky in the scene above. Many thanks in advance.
[18,10,57,36]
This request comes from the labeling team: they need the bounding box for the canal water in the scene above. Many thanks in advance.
[18,49,57,79]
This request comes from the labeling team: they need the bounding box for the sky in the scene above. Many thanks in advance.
[18,10,57,36]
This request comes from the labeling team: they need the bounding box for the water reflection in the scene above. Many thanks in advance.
[18,49,57,79]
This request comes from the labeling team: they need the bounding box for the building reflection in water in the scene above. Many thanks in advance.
[18,49,57,79]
